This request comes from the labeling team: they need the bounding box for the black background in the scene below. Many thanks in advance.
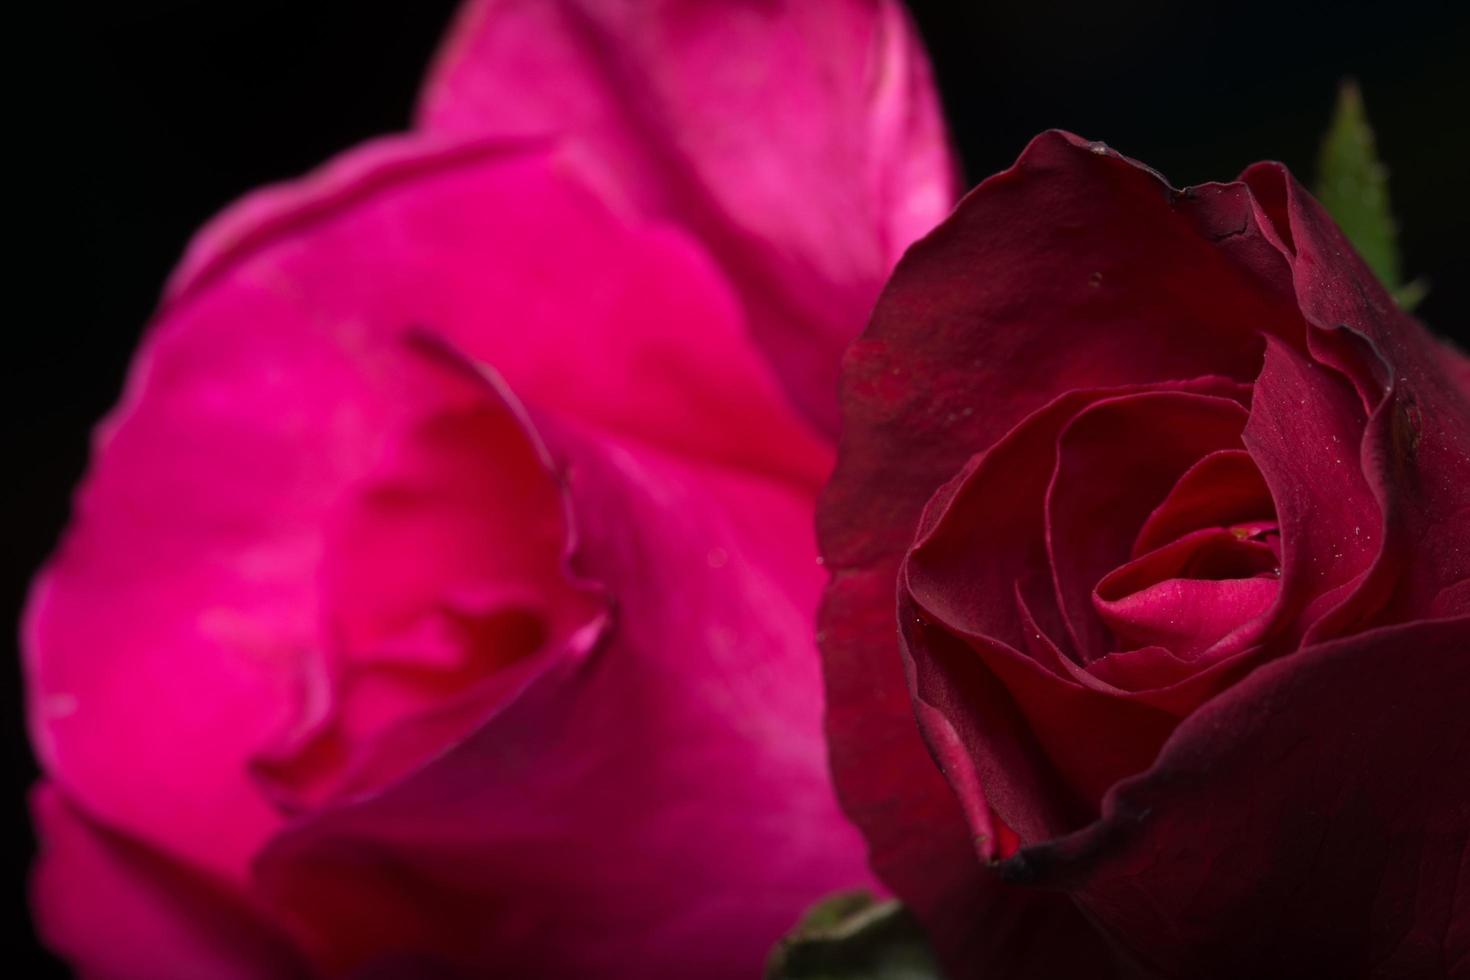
[11,1,1468,972]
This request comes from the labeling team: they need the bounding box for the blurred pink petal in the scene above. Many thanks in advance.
[30,785,309,980]
[25,134,828,888]
[164,134,830,489]
[27,124,872,977]
[419,0,960,431]
[256,416,865,978]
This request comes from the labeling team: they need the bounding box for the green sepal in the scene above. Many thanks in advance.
[1314,80,1425,309]
[765,891,944,980]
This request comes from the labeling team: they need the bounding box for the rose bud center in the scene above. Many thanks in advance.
[1093,449,1280,660]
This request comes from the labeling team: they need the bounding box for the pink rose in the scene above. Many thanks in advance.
[25,2,958,977]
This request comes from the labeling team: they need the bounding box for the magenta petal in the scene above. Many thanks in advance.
[29,124,864,974]
[30,785,309,980]
[1096,575,1278,660]
[24,135,824,888]
[418,0,960,432]
[254,422,872,979]
[164,133,830,491]
[1001,615,1470,978]
[249,344,610,813]
[25,318,596,889]
[1093,528,1279,659]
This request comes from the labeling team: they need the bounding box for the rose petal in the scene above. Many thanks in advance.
[1242,164,1470,628]
[823,130,1299,577]
[1023,581,1268,717]
[901,588,1176,841]
[418,0,960,433]
[25,319,598,890]
[1096,575,1278,660]
[165,134,829,491]
[30,785,308,980]
[249,346,610,812]
[1448,342,1470,399]
[1094,526,1280,660]
[999,615,1470,978]
[1132,449,1274,556]
[1077,644,1202,699]
[254,420,873,978]
[1100,527,1279,600]
[1242,338,1380,640]
[25,135,823,887]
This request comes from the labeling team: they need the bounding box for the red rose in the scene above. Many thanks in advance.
[819,131,1470,977]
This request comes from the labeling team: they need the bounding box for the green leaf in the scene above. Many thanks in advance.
[765,891,944,980]
[1314,80,1424,308]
